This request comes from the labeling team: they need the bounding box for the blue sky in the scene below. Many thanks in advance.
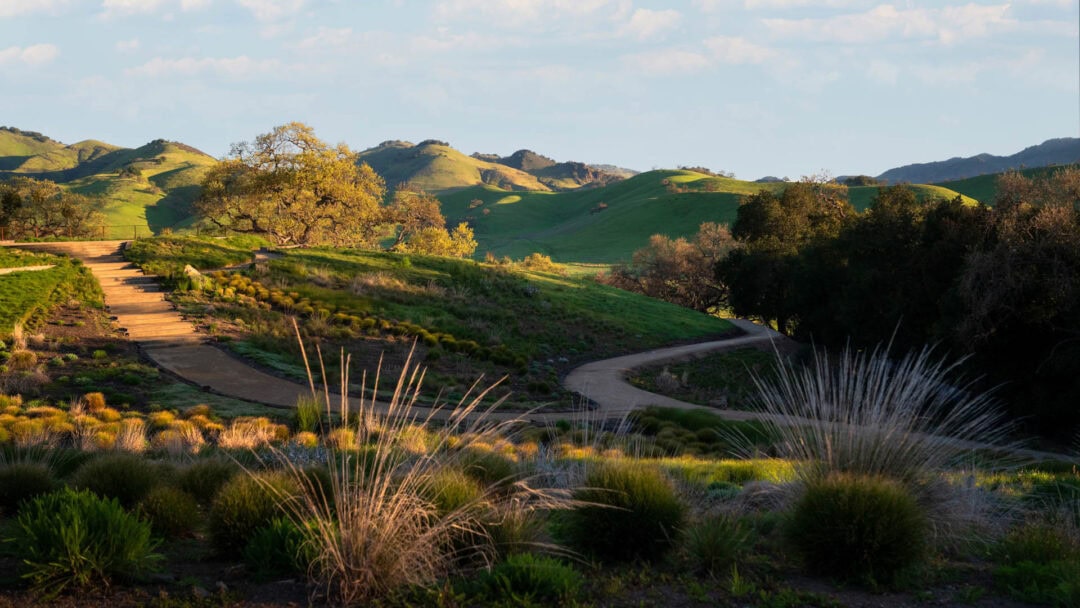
[0,0,1076,179]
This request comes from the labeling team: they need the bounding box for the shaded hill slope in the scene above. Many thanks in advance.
[0,128,216,236]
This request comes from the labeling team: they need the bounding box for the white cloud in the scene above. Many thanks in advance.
[619,8,681,40]
[101,0,166,17]
[115,38,140,52]
[763,4,1015,45]
[623,49,710,75]
[435,0,630,26]
[0,43,60,66]
[295,26,353,50]
[704,36,776,64]
[235,0,306,21]
[181,0,212,9]
[0,0,72,18]
[694,0,867,10]
[126,55,282,78]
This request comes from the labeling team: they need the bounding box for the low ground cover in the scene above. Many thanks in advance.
[630,347,786,410]
[0,253,101,338]
[126,238,733,411]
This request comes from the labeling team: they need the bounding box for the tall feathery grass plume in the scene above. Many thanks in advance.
[243,318,574,606]
[742,343,1012,483]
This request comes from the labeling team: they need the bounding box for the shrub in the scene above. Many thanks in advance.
[243,518,316,580]
[556,462,685,562]
[684,514,751,576]
[0,462,56,515]
[11,488,160,596]
[467,553,584,604]
[209,471,301,557]
[785,474,928,583]
[71,453,163,507]
[138,486,199,538]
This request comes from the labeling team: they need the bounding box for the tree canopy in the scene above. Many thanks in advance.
[0,177,103,240]
[196,123,386,247]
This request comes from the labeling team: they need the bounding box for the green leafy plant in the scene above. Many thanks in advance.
[293,394,323,433]
[466,553,584,605]
[556,461,686,562]
[785,473,928,584]
[10,488,160,596]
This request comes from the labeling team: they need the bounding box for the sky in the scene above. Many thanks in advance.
[0,0,1077,180]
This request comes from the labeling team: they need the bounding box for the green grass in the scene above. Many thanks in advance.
[1,131,216,238]
[440,170,971,263]
[0,248,57,269]
[0,257,102,337]
[630,347,780,410]
[358,141,548,193]
[263,247,731,359]
[124,235,265,276]
[934,165,1077,206]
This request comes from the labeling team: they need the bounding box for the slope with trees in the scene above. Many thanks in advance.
[196,123,475,256]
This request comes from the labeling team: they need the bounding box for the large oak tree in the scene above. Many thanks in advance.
[196,123,386,247]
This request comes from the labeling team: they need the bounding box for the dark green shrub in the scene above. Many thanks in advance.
[71,453,163,507]
[243,518,316,580]
[466,553,583,604]
[10,488,160,596]
[0,462,56,515]
[138,486,199,538]
[997,522,1079,565]
[177,458,239,505]
[555,462,685,562]
[209,472,301,556]
[684,514,751,575]
[785,474,927,583]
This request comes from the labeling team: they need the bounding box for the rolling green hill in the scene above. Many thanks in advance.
[934,164,1077,205]
[358,140,550,192]
[358,140,627,193]
[0,128,216,237]
[440,170,972,263]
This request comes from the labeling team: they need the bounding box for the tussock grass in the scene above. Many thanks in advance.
[247,326,575,605]
[746,344,1009,483]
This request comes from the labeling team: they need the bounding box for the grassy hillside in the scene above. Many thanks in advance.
[0,129,216,238]
[935,165,1076,205]
[358,140,549,192]
[440,170,971,263]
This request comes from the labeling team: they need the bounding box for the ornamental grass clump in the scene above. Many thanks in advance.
[556,461,686,563]
[786,473,928,584]
[747,344,1008,483]
[250,323,572,606]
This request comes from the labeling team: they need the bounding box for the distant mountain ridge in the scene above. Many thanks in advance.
[877,138,1080,184]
